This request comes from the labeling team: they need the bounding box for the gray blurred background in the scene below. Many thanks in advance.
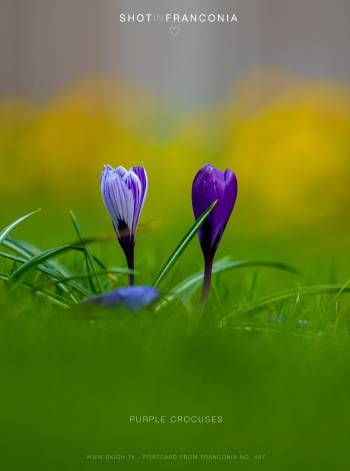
[1,0,350,106]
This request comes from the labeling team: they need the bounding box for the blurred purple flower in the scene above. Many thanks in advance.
[84,286,159,311]
[101,165,148,285]
[192,164,238,305]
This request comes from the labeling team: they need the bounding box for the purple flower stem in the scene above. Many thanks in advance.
[125,248,135,286]
[118,230,135,286]
[200,254,214,310]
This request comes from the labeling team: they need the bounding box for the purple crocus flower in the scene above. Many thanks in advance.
[192,164,238,305]
[84,286,159,311]
[101,165,148,286]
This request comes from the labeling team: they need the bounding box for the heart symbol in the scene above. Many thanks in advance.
[169,25,180,37]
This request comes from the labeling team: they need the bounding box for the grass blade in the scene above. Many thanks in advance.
[2,238,100,299]
[0,209,41,244]
[0,245,90,299]
[327,278,350,310]
[70,210,102,294]
[0,272,70,309]
[36,267,134,290]
[221,284,350,324]
[1,238,39,259]
[153,200,217,288]
[9,244,79,284]
[156,257,297,310]
[0,251,26,264]
[34,291,70,309]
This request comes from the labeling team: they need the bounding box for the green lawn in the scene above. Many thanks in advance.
[1,209,350,470]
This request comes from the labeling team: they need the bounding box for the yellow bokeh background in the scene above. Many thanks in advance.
[1,71,349,238]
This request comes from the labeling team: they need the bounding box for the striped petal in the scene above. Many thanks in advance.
[100,164,148,240]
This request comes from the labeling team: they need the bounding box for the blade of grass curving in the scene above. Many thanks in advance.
[91,255,107,270]
[31,266,91,298]
[70,211,95,294]
[2,233,119,299]
[1,241,69,282]
[34,291,70,309]
[0,209,41,244]
[90,254,122,284]
[156,257,297,310]
[36,267,134,290]
[3,235,110,258]
[326,278,350,310]
[25,284,71,309]
[221,284,350,325]
[153,200,218,288]
[0,251,26,264]
[2,251,89,299]
[0,248,75,293]
[0,272,70,308]
[70,210,102,294]
[1,239,90,302]
[9,243,81,284]
[2,238,69,275]
[22,279,72,308]
[1,238,36,258]
[2,238,95,300]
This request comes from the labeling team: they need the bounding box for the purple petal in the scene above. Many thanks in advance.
[192,164,238,254]
[192,164,225,220]
[83,286,159,311]
[130,166,148,235]
[101,165,130,232]
[131,166,148,202]
[100,165,148,240]
[123,170,142,234]
[222,169,238,232]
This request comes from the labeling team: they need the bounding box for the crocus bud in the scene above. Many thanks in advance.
[101,165,148,286]
[84,286,159,311]
[192,164,238,305]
